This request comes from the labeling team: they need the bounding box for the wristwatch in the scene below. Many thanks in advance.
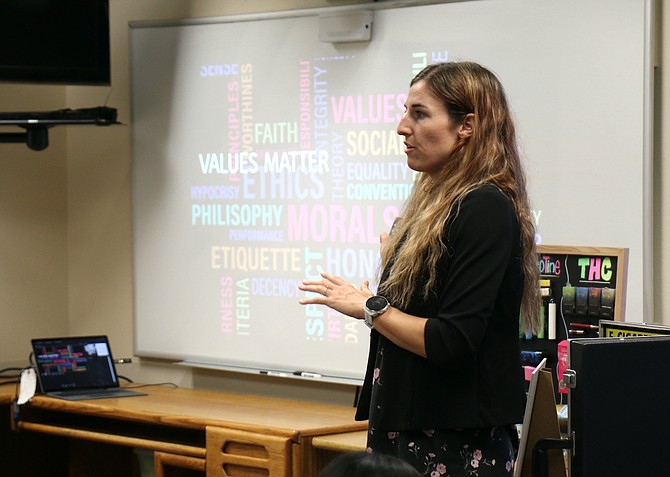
[364,296,390,329]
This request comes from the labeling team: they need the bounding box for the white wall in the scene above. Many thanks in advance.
[0,84,68,368]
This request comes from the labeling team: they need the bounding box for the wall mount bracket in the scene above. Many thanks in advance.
[0,107,118,151]
[0,126,51,151]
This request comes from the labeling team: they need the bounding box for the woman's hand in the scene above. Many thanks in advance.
[300,271,428,358]
[298,272,372,320]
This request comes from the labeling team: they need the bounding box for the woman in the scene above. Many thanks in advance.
[299,61,540,476]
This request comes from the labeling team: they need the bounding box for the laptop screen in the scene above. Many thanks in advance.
[31,336,120,393]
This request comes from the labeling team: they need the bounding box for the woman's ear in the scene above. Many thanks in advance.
[458,113,475,139]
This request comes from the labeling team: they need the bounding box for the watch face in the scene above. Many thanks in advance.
[366,296,388,311]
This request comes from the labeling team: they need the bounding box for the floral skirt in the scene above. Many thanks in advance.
[366,426,518,477]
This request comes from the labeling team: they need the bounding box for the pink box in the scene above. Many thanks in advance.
[557,339,569,394]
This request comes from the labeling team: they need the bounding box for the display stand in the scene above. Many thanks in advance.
[520,245,629,401]
[536,245,628,329]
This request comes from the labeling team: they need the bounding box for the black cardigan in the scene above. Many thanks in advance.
[355,185,526,430]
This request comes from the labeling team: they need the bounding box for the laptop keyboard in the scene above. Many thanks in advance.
[48,388,146,400]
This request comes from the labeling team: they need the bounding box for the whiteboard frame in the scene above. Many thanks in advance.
[129,0,656,380]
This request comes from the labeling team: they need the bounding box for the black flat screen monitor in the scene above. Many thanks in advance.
[569,336,670,477]
[0,0,110,85]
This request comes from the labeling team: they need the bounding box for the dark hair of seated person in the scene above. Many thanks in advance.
[317,451,422,477]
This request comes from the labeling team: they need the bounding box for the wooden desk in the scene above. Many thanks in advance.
[311,430,366,452]
[0,383,366,477]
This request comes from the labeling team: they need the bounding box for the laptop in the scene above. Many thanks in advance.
[31,335,146,401]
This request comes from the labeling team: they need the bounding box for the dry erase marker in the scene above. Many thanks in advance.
[293,371,322,378]
[260,370,289,377]
[570,323,599,330]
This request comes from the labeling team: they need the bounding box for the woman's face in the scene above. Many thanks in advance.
[397,80,467,178]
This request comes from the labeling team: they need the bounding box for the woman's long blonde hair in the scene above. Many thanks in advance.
[380,61,540,334]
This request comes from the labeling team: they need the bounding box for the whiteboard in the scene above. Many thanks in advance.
[130,0,653,383]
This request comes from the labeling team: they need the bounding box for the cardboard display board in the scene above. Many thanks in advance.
[536,245,628,340]
[515,359,566,477]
